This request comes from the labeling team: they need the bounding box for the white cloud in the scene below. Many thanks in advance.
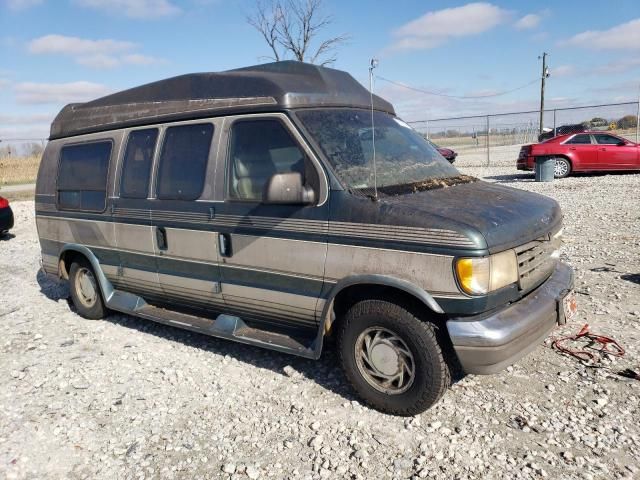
[514,13,541,30]
[74,0,181,19]
[552,65,576,77]
[76,54,122,69]
[27,34,166,69]
[28,34,135,56]
[14,81,112,104]
[0,113,54,125]
[562,18,640,50]
[593,57,640,74]
[388,3,511,53]
[5,0,42,10]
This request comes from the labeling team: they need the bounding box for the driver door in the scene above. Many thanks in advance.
[593,133,637,169]
[215,114,330,330]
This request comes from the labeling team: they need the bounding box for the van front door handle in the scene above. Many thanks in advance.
[219,233,232,258]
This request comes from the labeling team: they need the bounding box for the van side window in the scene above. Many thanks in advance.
[228,119,319,202]
[57,141,112,211]
[120,128,158,199]
[157,123,213,200]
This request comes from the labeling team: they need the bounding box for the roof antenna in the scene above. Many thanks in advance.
[369,58,379,200]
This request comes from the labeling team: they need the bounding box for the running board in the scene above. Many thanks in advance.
[105,288,322,359]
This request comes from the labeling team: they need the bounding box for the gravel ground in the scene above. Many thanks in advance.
[1,167,639,480]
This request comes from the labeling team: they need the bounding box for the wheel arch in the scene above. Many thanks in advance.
[546,154,573,168]
[59,244,114,302]
[321,275,445,335]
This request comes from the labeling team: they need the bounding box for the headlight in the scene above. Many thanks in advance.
[455,249,518,295]
[551,227,563,258]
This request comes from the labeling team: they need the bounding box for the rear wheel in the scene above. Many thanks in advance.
[554,158,571,178]
[69,258,107,320]
[337,299,450,416]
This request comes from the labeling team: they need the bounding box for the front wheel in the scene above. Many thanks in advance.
[337,300,450,416]
[554,158,571,178]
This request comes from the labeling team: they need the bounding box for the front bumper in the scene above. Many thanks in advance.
[447,261,573,374]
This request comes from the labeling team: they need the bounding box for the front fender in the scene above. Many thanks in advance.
[320,274,444,326]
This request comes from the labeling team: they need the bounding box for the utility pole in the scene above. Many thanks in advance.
[538,52,549,136]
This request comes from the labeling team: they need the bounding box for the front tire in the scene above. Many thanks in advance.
[69,258,107,320]
[554,158,571,178]
[337,300,450,416]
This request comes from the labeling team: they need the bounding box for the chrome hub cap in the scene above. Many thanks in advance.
[554,159,568,177]
[75,267,97,308]
[355,327,415,395]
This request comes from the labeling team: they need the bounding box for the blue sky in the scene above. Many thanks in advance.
[1,0,639,140]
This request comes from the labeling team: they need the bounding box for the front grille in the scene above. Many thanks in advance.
[514,235,559,293]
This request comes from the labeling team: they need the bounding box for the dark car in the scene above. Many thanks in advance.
[428,139,458,163]
[517,132,639,178]
[538,124,586,143]
[0,196,14,235]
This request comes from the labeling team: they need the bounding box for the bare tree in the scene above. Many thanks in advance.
[247,0,349,66]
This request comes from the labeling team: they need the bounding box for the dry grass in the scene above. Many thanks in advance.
[0,155,41,186]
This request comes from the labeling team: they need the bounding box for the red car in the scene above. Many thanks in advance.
[0,195,14,236]
[517,132,640,178]
[428,139,458,163]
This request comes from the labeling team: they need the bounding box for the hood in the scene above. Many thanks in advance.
[381,180,562,253]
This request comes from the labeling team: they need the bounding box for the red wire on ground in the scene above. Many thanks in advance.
[551,323,625,364]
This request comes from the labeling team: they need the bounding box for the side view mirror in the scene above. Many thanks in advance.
[264,172,316,205]
[616,140,626,146]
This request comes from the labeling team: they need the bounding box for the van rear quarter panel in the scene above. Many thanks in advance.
[36,132,124,275]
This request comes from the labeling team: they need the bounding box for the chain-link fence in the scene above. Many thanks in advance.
[1,101,639,185]
[409,101,640,168]
[0,138,46,186]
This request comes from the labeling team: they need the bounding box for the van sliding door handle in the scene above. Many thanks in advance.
[156,227,168,251]
[218,233,232,257]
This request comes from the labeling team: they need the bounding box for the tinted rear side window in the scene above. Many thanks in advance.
[593,134,622,145]
[57,141,112,211]
[157,123,213,200]
[120,128,158,199]
[566,134,591,144]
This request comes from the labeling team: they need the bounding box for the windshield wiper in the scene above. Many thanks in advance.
[350,187,380,201]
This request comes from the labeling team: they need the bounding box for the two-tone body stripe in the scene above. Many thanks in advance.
[39,236,324,324]
[328,221,475,247]
[37,205,478,250]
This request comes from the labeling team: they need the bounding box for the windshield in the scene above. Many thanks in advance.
[296,109,459,190]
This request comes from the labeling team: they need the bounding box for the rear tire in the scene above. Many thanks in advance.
[337,299,450,416]
[554,158,571,178]
[69,258,107,320]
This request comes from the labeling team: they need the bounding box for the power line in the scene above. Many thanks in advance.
[375,75,539,99]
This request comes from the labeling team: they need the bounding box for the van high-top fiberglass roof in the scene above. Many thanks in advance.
[49,61,395,139]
